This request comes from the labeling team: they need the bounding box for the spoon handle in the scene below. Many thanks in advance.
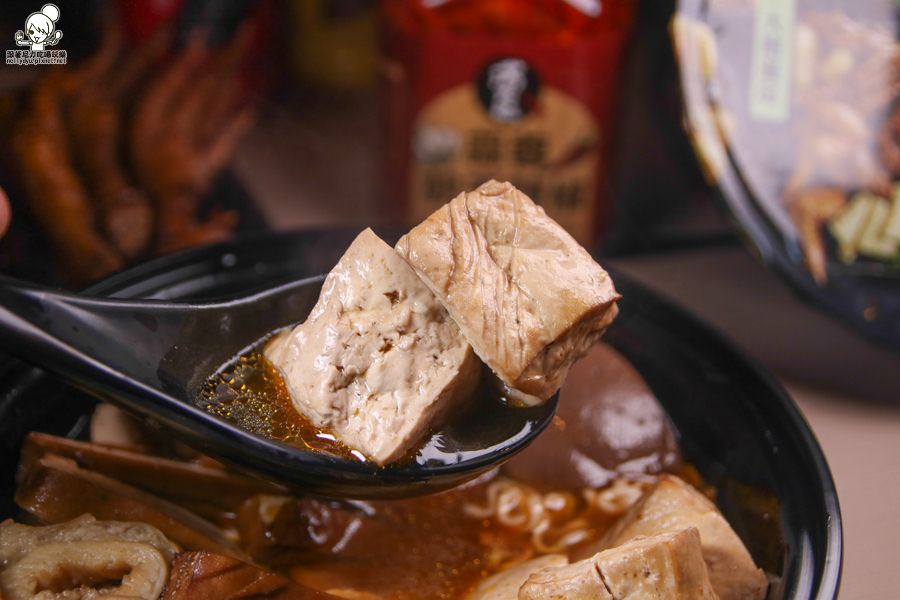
[0,274,106,365]
[0,273,325,405]
[0,274,186,405]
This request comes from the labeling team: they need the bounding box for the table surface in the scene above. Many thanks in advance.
[231,98,900,599]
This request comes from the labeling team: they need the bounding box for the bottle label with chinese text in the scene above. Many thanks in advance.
[382,24,629,246]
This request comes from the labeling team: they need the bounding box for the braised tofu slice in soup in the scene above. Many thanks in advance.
[266,228,479,465]
[586,475,768,600]
[520,528,719,600]
[465,555,568,600]
[396,180,620,404]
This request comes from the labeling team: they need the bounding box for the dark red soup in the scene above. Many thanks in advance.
[225,342,685,599]
[12,342,686,600]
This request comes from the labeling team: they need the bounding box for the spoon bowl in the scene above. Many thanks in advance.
[0,273,557,498]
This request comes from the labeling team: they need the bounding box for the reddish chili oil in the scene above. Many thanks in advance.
[199,351,359,459]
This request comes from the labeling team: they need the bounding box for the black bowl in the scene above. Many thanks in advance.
[0,228,841,599]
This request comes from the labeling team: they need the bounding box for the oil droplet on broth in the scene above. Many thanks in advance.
[198,347,512,468]
[198,350,360,460]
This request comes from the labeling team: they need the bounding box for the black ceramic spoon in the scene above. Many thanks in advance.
[0,273,557,499]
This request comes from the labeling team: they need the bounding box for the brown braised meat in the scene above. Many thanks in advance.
[9,20,256,284]
[65,24,170,259]
[129,28,254,255]
[13,68,124,285]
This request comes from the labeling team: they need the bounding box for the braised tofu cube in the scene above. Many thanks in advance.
[519,557,612,600]
[520,528,718,600]
[396,180,619,404]
[583,475,767,600]
[265,228,478,465]
[465,555,568,600]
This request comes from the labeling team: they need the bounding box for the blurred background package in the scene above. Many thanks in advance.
[289,0,379,92]
[378,0,636,248]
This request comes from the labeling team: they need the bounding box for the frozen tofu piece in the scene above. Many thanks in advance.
[265,228,479,465]
[520,529,718,600]
[596,528,718,599]
[395,180,620,403]
[582,475,767,600]
[465,555,567,600]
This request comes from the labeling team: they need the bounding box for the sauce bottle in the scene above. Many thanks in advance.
[379,0,636,247]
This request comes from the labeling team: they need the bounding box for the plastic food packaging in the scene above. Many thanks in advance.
[673,0,900,348]
[379,0,636,248]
